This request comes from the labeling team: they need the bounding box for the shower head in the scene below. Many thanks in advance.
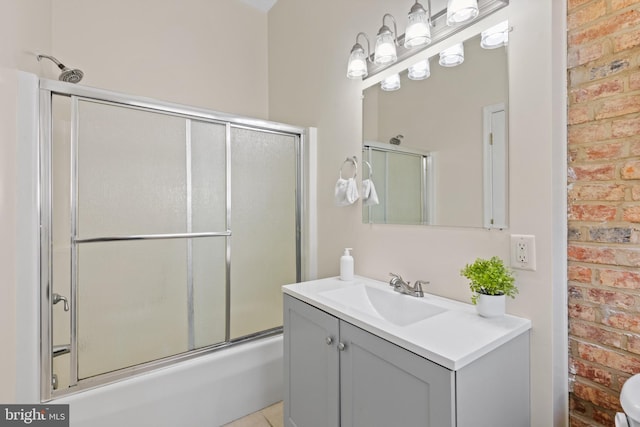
[37,54,84,84]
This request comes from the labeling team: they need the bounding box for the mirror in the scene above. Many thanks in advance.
[362,32,508,228]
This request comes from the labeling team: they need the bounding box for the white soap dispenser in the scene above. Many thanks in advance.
[340,248,354,281]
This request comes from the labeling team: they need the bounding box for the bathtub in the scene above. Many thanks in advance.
[55,335,283,427]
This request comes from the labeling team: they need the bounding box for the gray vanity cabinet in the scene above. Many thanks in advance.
[284,294,531,427]
[284,294,454,427]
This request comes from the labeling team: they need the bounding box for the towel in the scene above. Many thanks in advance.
[335,177,360,206]
[362,179,379,206]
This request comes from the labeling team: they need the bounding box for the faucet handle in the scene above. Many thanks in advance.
[413,280,429,297]
[389,272,403,287]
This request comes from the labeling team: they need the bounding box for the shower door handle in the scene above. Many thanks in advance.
[52,293,69,312]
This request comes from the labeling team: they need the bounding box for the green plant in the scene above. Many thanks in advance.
[460,256,518,304]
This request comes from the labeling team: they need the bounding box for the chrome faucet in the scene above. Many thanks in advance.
[389,273,427,298]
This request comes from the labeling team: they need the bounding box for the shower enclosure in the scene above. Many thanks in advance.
[39,80,307,400]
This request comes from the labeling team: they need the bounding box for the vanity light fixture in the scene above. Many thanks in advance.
[346,0,508,80]
[480,20,509,49]
[347,32,372,79]
[404,1,432,49]
[374,14,399,65]
[446,0,479,26]
[439,42,464,67]
[408,59,431,80]
[381,73,401,91]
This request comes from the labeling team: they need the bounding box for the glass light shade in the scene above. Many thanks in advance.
[439,43,464,67]
[446,0,479,26]
[404,3,431,49]
[374,29,397,65]
[381,74,401,91]
[408,59,431,80]
[481,21,509,49]
[347,45,368,79]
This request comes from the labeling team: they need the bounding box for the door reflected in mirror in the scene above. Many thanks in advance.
[362,34,508,228]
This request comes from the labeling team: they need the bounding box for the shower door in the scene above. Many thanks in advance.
[41,83,304,399]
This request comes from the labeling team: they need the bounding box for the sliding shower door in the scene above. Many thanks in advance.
[229,128,298,339]
[42,84,304,399]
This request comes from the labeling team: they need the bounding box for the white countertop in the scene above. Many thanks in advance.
[283,276,531,370]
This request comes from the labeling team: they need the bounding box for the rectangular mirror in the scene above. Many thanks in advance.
[362,31,508,228]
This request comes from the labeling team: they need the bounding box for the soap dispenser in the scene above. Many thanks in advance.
[340,248,354,281]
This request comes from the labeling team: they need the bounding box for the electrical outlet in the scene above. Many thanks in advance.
[510,234,536,271]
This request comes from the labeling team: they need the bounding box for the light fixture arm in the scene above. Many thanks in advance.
[354,32,372,61]
[381,13,398,45]
[425,0,435,28]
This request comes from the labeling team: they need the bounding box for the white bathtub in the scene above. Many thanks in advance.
[55,335,283,427]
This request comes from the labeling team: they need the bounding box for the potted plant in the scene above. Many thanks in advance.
[460,256,518,317]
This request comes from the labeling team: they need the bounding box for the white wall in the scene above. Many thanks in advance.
[0,0,53,403]
[268,1,567,425]
[51,0,269,119]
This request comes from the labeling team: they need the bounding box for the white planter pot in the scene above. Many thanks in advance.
[476,294,506,318]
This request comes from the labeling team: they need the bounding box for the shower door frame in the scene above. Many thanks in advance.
[39,79,307,401]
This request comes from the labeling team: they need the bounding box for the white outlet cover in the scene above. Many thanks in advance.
[510,234,536,271]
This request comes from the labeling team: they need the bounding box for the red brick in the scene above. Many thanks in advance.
[596,96,640,120]
[569,104,593,125]
[572,78,625,103]
[633,185,640,200]
[603,311,640,335]
[568,414,592,427]
[571,320,625,348]
[568,184,626,201]
[612,0,640,10]
[593,408,616,426]
[572,380,623,410]
[623,206,640,222]
[613,117,640,138]
[587,288,636,309]
[568,245,617,264]
[631,72,640,90]
[569,302,598,322]
[568,122,611,144]
[570,357,613,386]
[577,341,640,373]
[614,247,640,267]
[631,141,640,156]
[569,0,593,9]
[568,42,606,68]
[627,334,640,354]
[570,265,594,283]
[613,28,640,51]
[621,160,640,179]
[569,164,616,181]
[569,9,640,46]
[568,1,607,30]
[584,142,625,159]
[600,269,640,289]
[569,204,617,221]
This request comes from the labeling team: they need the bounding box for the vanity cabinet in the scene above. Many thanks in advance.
[283,294,530,427]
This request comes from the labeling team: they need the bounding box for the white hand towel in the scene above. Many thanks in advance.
[362,179,379,206]
[335,177,360,206]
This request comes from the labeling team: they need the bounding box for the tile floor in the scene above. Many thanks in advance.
[223,401,283,427]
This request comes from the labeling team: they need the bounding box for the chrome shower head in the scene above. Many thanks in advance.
[37,54,84,84]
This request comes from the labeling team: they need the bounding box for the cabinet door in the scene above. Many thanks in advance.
[339,321,455,427]
[283,295,340,427]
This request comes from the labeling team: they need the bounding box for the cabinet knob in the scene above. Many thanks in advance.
[337,342,346,351]
[326,337,333,345]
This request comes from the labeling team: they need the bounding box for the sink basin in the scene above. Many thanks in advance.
[320,283,446,326]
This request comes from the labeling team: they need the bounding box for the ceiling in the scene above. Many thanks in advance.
[238,0,278,13]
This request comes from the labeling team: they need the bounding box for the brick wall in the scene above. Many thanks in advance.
[568,0,640,425]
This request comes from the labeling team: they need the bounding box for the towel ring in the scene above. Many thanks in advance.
[364,160,373,179]
[339,156,358,179]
